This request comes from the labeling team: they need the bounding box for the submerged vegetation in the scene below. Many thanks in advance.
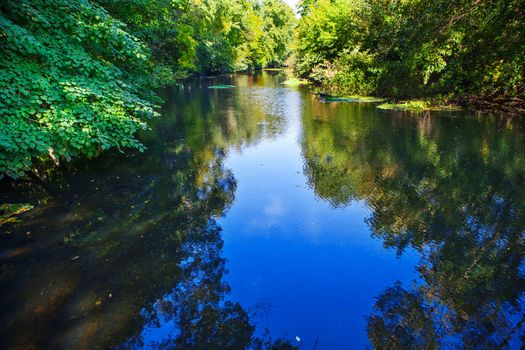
[295,0,525,110]
[0,0,295,179]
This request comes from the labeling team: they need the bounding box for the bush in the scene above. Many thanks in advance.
[310,49,381,96]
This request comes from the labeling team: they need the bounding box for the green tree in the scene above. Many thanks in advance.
[296,0,525,103]
[0,0,161,179]
[0,0,296,179]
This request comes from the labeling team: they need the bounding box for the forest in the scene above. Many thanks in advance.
[296,0,524,102]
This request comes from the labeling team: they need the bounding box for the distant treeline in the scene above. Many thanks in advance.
[295,0,524,108]
[0,0,296,179]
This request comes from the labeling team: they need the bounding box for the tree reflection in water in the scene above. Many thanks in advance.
[2,73,524,349]
[0,78,295,350]
[301,98,525,348]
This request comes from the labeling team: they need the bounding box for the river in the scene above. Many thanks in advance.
[1,71,524,349]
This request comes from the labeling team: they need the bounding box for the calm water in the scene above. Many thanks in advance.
[1,72,524,349]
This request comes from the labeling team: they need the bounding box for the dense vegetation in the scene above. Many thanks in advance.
[0,0,295,179]
[296,0,525,108]
[97,0,296,74]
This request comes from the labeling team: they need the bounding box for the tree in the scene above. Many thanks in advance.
[0,0,160,179]
[295,0,525,102]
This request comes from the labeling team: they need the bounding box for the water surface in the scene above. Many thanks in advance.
[1,72,524,349]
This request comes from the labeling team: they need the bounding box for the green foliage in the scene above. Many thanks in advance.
[296,0,525,102]
[258,0,297,67]
[0,0,296,179]
[191,0,296,72]
[0,0,160,179]
[95,0,198,77]
[100,0,296,74]
[310,49,381,96]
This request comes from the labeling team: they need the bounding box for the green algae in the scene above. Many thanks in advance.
[378,100,462,112]
[320,94,385,103]
[208,85,236,89]
[281,78,310,86]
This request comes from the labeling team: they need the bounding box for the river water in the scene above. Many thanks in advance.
[1,71,524,349]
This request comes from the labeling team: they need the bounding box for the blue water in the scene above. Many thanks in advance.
[1,71,523,349]
[220,88,418,348]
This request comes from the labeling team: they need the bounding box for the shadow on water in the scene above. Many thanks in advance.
[0,73,296,349]
[1,71,524,349]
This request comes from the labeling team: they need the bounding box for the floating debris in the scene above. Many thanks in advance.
[0,203,34,226]
[378,100,462,112]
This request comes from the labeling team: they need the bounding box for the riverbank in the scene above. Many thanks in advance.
[295,0,524,117]
[379,94,524,114]
[312,84,525,115]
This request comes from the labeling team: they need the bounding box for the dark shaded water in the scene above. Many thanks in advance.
[1,72,524,349]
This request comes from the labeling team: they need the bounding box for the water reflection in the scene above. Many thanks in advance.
[300,98,525,347]
[1,72,524,349]
[0,76,294,349]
